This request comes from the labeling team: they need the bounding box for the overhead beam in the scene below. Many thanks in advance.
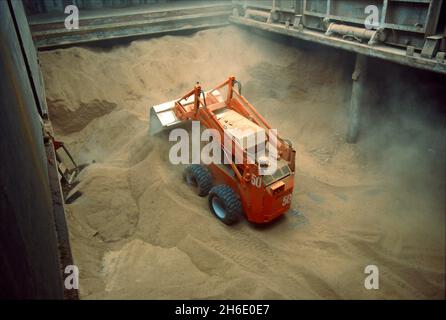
[230,16,446,75]
[28,2,232,49]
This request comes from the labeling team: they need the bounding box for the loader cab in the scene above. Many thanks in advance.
[210,108,295,224]
[262,159,292,187]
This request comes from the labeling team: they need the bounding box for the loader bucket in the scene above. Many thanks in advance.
[149,90,222,135]
[149,99,182,135]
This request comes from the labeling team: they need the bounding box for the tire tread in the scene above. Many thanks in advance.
[185,164,213,197]
[208,185,242,225]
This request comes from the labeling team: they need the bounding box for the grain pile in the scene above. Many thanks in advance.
[39,26,445,299]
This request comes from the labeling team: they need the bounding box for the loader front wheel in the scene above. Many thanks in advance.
[184,164,213,197]
[208,185,242,225]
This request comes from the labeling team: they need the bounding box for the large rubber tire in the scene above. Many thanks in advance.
[184,164,213,197]
[208,185,242,225]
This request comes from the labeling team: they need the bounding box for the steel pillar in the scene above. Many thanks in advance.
[346,53,368,144]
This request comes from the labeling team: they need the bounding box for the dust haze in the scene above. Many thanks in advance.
[39,26,445,299]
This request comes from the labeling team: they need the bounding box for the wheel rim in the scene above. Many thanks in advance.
[211,197,226,219]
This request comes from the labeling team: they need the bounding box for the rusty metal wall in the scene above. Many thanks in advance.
[0,0,65,299]
[24,0,169,14]
[27,0,232,49]
[301,0,444,50]
[234,0,445,50]
[10,0,48,117]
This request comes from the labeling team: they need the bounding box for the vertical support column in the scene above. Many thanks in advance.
[346,53,368,144]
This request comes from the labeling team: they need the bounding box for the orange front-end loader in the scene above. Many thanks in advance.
[150,76,296,224]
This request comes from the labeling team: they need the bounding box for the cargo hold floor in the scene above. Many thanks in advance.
[39,26,445,299]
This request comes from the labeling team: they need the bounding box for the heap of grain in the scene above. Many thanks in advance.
[39,26,445,299]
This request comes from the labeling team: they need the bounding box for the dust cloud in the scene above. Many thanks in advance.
[39,26,445,299]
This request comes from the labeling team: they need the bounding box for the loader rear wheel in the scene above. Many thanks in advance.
[184,164,213,197]
[208,185,242,225]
